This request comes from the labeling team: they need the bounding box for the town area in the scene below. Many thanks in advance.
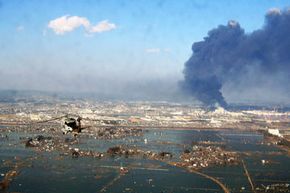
[0,99,290,193]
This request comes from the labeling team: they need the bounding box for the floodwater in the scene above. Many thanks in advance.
[1,128,290,193]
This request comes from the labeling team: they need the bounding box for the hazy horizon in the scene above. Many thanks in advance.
[1,0,290,105]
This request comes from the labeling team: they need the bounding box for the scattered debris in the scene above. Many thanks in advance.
[0,101,290,192]
[173,145,239,170]
[0,170,18,190]
[107,146,122,155]
[0,134,8,140]
[119,166,128,175]
[261,159,271,165]
[158,152,173,159]
[93,127,142,139]
[256,183,290,193]
[25,135,53,148]
[71,148,80,158]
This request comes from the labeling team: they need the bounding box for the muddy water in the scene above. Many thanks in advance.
[1,128,290,193]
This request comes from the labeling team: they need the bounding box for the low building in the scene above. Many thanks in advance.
[268,129,283,138]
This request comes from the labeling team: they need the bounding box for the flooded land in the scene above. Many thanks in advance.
[2,1,290,192]
[0,100,290,193]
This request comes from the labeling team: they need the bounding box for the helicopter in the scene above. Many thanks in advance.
[61,114,122,136]
[61,116,83,136]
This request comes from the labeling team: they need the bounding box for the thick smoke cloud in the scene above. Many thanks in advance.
[181,8,290,107]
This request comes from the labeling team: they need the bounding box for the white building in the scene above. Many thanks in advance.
[268,129,283,138]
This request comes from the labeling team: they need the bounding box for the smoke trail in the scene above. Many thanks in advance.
[181,8,290,107]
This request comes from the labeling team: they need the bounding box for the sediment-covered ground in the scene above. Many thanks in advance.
[0,101,290,193]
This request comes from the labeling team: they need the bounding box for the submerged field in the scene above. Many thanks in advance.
[0,101,289,192]
[1,127,290,193]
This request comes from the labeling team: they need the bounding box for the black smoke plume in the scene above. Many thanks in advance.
[181,8,290,107]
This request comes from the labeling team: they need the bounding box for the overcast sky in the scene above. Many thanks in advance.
[0,0,289,103]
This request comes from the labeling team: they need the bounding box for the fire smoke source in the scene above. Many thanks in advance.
[181,8,290,107]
